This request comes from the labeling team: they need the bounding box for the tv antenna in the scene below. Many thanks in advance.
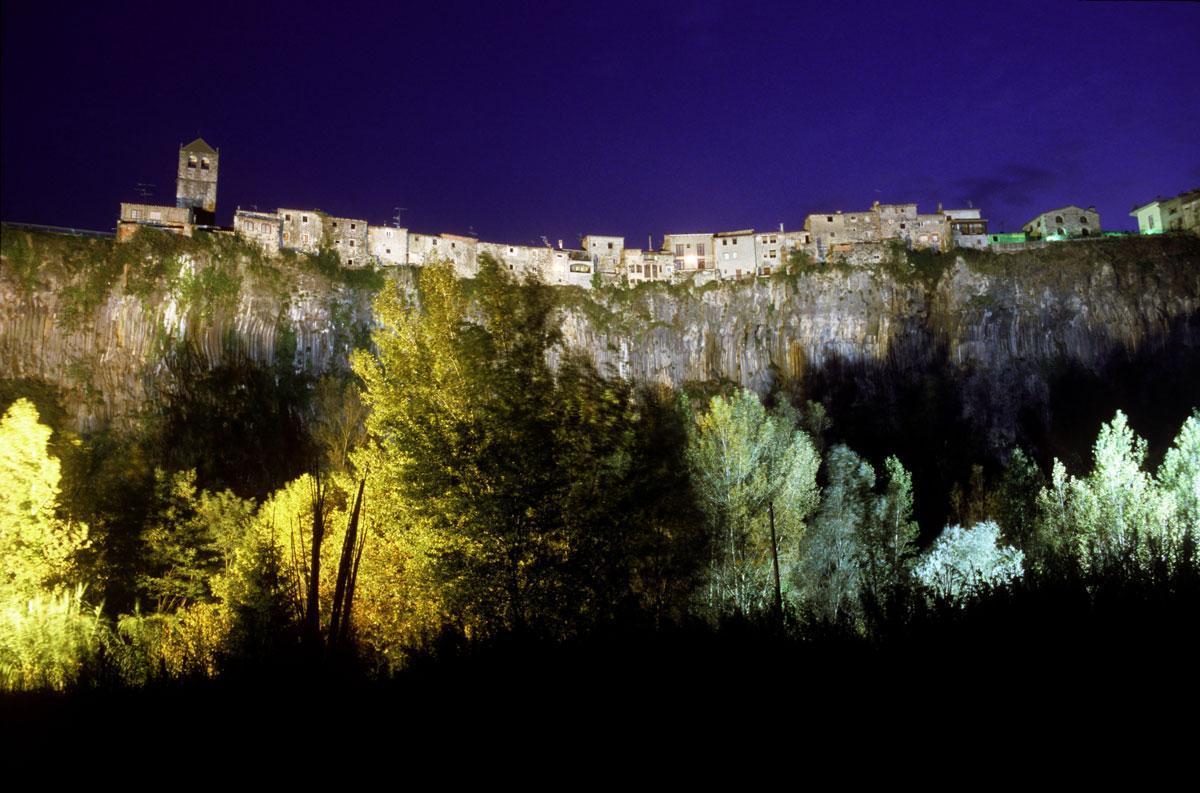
[392,207,407,228]
[134,182,155,199]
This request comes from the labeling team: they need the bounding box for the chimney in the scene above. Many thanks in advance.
[557,239,563,249]
[779,222,784,232]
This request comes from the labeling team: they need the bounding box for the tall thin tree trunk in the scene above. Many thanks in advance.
[305,467,326,648]
[769,500,783,629]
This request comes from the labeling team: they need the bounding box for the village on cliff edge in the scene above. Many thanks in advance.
[104,138,1200,289]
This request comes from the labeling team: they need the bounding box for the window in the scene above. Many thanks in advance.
[386,248,391,254]
[200,158,210,170]
[569,263,590,273]
[386,229,393,238]
[351,223,357,230]
[697,244,706,256]
[900,224,906,229]
[826,216,833,222]
[722,239,728,246]
[302,215,309,223]
[285,214,291,221]
[149,211,161,220]
[284,231,290,242]
[347,259,353,266]
[607,242,613,250]
[349,240,355,248]
[1055,215,1064,224]
[131,209,141,219]
[188,156,197,169]
[675,244,684,256]
[1080,216,1089,224]
[732,238,738,245]
[333,222,339,228]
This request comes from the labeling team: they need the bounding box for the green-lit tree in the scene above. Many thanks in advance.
[686,389,820,620]
[796,445,873,630]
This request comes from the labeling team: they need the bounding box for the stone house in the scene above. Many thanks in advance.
[663,232,714,272]
[582,235,624,276]
[1131,188,1200,235]
[117,203,195,241]
[368,225,408,266]
[1023,206,1101,240]
[233,209,282,255]
[323,214,369,267]
[944,208,989,250]
[713,229,756,279]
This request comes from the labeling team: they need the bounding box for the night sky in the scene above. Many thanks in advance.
[3,0,1198,245]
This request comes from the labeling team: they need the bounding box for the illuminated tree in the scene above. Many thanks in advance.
[797,445,873,629]
[686,390,820,618]
[859,455,920,615]
[1036,411,1177,575]
[1157,410,1200,567]
[914,521,1024,603]
[352,256,650,640]
[0,399,88,602]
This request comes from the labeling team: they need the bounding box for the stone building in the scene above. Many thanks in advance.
[279,208,322,253]
[944,208,989,249]
[175,138,219,225]
[623,248,671,282]
[233,209,281,255]
[804,201,949,255]
[664,232,714,272]
[408,231,478,276]
[582,235,624,276]
[1131,188,1200,236]
[118,138,220,242]
[804,209,881,253]
[756,229,788,275]
[369,226,408,266]
[713,229,756,279]
[117,203,195,241]
[323,214,369,267]
[1023,206,1101,240]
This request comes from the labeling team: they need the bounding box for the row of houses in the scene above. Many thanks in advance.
[117,139,1197,288]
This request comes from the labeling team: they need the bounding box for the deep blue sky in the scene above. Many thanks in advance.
[3,0,1198,243]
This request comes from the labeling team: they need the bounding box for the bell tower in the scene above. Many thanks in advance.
[176,137,219,224]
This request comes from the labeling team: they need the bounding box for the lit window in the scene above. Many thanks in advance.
[350,240,355,248]
[131,209,141,219]
[188,156,197,169]
[200,158,210,170]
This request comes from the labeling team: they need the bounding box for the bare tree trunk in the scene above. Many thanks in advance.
[769,500,783,630]
[329,478,365,648]
[305,467,327,649]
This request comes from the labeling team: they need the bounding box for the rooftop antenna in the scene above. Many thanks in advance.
[392,207,407,228]
[134,182,155,199]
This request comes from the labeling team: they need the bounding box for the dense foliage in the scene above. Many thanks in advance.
[1,254,1197,691]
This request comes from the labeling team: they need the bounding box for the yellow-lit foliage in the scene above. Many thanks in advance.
[0,585,105,691]
[0,399,88,602]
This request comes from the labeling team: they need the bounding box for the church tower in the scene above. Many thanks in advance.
[175,137,219,224]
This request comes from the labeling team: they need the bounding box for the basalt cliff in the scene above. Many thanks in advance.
[3,229,1198,460]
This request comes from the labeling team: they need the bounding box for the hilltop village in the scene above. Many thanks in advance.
[117,139,1200,288]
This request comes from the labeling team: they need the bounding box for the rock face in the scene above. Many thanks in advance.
[2,231,1199,453]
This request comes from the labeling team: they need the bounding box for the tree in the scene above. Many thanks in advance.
[1035,411,1176,576]
[913,521,1024,603]
[1157,410,1200,570]
[352,256,647,640]
[797,445,873,629]
[686,390,820,619]
[0,399,88,602]
[859,455,920,620]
